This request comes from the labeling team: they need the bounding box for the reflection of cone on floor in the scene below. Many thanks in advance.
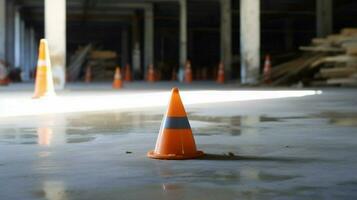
[37,127,53,146]
[217,62,225,84]
[147,64,155,82]
[148,88,204,160]
[84,65,92,83]
[184,60,192,83]
[112,67,123,89]
[33,39,56,99]
[124,64,132,81]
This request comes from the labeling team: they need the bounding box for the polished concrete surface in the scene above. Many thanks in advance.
[1,82,357,199]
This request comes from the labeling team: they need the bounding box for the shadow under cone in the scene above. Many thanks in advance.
[33,39,56,99]
[147,87,204,160]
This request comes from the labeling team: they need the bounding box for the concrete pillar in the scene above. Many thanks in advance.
[30,28,36,78]
[20,19,25,79]
[14,9,21,68]
[240,0,260,84]
[220,0,232,80]
[45,0,66,89]
[316,0,332,37]
[0,0,5,62]
[178,0,187,82]
[144,6,154,76]
[23,27,31,81]
[132,15,141,79]
[6,0,15,67]
[121,28,129,68]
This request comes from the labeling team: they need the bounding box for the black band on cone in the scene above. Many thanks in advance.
[163,117,191,129]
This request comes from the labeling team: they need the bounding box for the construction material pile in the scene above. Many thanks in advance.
[86,50,117,81]
[268,28,357,86]
[67,44,118,81]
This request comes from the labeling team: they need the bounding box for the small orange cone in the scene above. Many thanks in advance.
[124,64,132,82]
[263,54,272,84]
[147,64,155,82]
[33,39,56,99]
[184,60,192,83]
[112,67,123,89]
[147,88,204,160]
[84,65,92,83]
[216,62,225,84]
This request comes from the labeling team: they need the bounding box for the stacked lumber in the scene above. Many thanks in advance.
[67,44,92,81]
[267,28,357,86]
[87,50,118,81]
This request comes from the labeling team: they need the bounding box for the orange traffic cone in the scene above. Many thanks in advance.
[33,39,56,99]
[112,67,123,89]
[184,60,192,83]
[216,62,225,84]
[263,54,272,84]
[84,66,92,83]
[147,64,155,82]
[84,65,92,83]
[147,88,204,160]
[124,64,132,82]
[0,60,9,86]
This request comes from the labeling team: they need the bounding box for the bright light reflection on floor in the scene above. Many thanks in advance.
[0,90,322,117]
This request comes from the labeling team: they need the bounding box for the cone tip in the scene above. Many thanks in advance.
[172,87,179,93]
[40,38,47,44]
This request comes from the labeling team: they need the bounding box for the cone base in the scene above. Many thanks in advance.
[147,150,204,160]
[32,92,56,99]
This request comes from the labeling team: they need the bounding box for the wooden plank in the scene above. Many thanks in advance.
[341,28,357,36]
[311,55,357,68]
[299,46,344,53]
[319,66,357,78]
[327,78,357,85]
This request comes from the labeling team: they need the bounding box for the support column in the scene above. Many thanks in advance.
[144,6,154,76]
[6,0,15,67]
[121,28,129,68]
[240,0,260,84]
[220,0,232,80]
[30,28,36,78]
[178,0,187,82]
[316,0,332,37]
[132,15,141,79]
[20,19,25,79]
[14,9,21,68]
[23,27,30,81]
[0,0,6,63]
[45,0,66,89]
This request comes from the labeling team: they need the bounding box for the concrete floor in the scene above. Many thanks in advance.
[1,82,357,199]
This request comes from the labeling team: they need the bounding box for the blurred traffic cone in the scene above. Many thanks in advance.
[216,62,225,84]
[263,54,272,84]
[112,67,123,89]
[124,64,132,81]
[147,64,155,82]
[0,60,9,86]
[147,87,204,160]
[171,68,177,81]
[184,60,192,83]
[84,65,92,83]
[33,39,56,99]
